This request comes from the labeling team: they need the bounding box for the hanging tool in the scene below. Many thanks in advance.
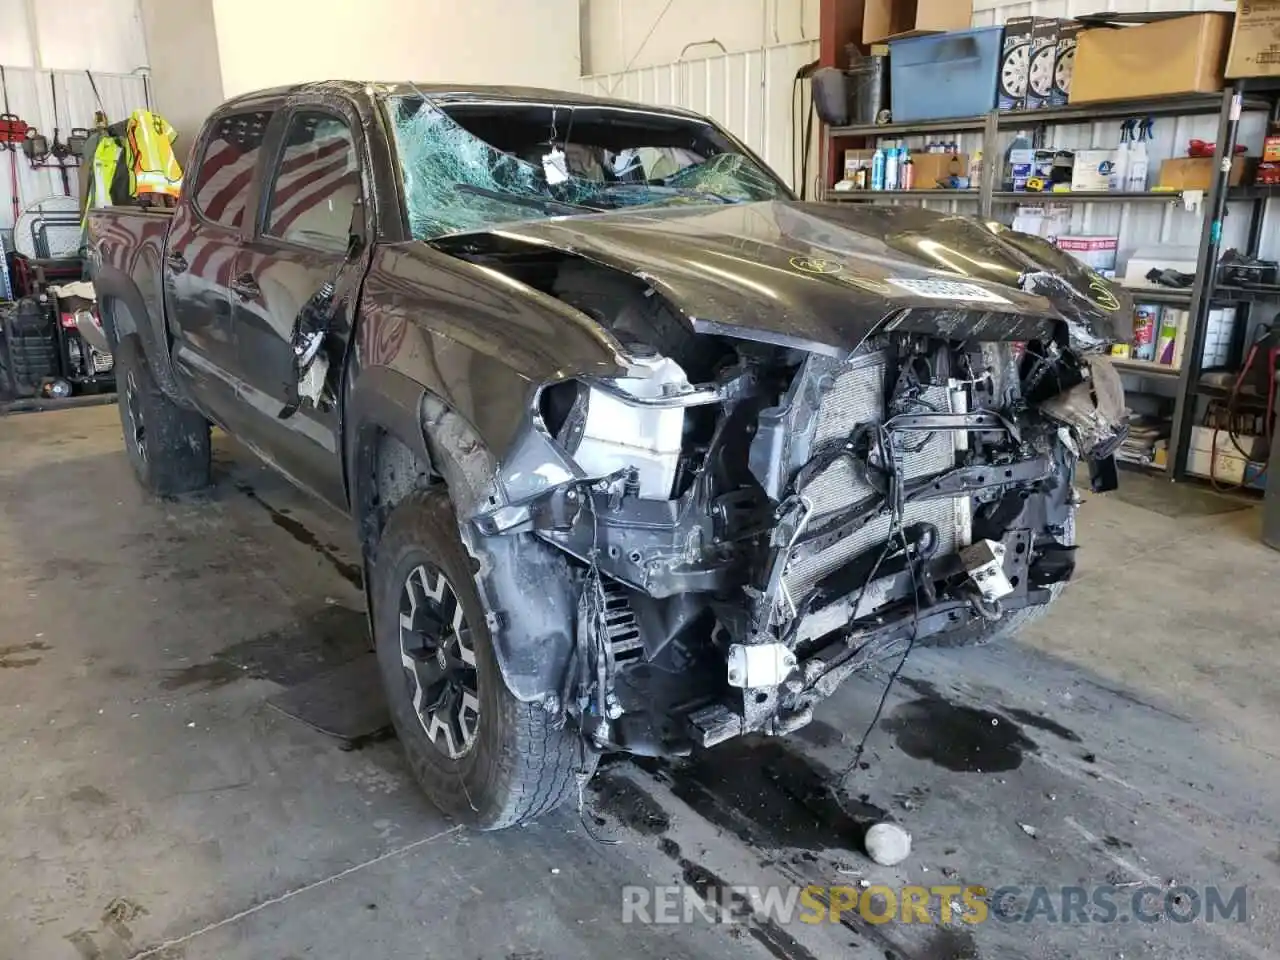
[47,74,72,195]
[77,70,107,159]
[0,66,23,225]
[0,65,28,146]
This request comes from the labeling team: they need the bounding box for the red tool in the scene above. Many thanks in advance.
[0,66,22,223]
[1187,139,1249,159]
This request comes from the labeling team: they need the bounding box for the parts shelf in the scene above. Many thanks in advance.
[821,84,1278,482]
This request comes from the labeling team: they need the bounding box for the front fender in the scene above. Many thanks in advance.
[420,393,577,707]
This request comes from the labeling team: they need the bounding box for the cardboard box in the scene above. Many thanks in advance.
[1122,245,1199,286]
[998,17,1035,111]
[1264,129,1280,162]
[1026,19,1061,110]
[1051,21,1084,106]
[910,152,969,189]
[1188,426,1270,485]
[1070,14,1233,104]
[1191,425,1269,462]
[1071,149,1115,191]
[843,149,876,179]
[1157,156,1256,191]
[1227,0,1280,78]
[1056,235,1119,272]
[863,0,973,44]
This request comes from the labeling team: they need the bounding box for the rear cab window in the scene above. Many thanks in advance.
[191,111,273,230]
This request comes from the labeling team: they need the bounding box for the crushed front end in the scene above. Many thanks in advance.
[464,307,1125,758]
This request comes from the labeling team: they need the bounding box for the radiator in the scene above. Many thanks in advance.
[783,351,960,605]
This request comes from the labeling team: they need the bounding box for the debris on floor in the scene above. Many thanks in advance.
[864,822,912,866]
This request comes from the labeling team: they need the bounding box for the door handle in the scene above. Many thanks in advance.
[231,273,260,300]
[166,251,188,273]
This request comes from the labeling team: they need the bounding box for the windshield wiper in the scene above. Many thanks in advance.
[595,183,739,205]
[453,183,605,216]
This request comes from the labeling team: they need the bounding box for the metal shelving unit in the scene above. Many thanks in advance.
[1167,80,1279,482]
[825,189,979,202]
[821,84,1278,483]
[1112,358,1182,378]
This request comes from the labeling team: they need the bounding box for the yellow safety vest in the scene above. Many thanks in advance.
[126,110,183,198]
[91,136,120,208]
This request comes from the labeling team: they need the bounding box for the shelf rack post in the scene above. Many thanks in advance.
[1169,84,1245,480]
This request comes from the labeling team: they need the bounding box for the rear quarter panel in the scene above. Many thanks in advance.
[87,208,174,358]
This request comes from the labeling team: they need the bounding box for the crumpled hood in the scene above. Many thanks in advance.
[434,200,1130,355]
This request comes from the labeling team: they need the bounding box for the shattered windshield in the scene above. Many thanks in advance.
[388,94,789,239]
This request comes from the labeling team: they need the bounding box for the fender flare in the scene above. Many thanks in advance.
[421,394,577,707]
[346,373,577,707]
[91,263,187,404]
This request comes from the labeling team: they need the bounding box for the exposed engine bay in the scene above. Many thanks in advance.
[456,261,1128,759]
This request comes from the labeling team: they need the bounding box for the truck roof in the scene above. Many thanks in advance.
[220,80,703,119]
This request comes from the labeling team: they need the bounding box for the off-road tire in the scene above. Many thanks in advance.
[114,334,211,496]
[927,514,1076,649]
[372,490,590,829]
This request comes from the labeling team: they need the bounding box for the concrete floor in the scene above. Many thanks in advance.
[2,404,1279,960]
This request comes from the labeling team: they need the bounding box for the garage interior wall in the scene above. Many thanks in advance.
[0,0,153,234]
[137,0,224,150]
[209,0,581,97]
[580,1,821,193]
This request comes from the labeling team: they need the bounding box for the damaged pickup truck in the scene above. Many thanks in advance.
[87,81,1129,828]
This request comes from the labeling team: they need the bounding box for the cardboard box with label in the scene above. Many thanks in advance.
[1071,149,1115,191]
[1070,14,1232,104]
[1056,235,1119,272]
[863,0,973,44]
[1228,0,1280,78]
[1158,156,1256,190]
[1188,425,1270,485]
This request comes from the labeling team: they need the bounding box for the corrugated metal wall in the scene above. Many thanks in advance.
[1,0,152,235]
[0,68,152,233]
[580,0,1269,263]
[579,40,822,195]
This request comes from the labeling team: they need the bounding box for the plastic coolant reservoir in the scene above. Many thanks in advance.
[571,353,689,499]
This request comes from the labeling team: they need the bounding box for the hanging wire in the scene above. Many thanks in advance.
[840,523,923,784]
[837,410,926,783]
[607,0,679,94]
[573,480,622,845]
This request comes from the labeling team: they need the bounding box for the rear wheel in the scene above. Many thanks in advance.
[372,490,591,829]
[113,335,211,496]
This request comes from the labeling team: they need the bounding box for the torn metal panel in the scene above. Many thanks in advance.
[1037,354,1128,459]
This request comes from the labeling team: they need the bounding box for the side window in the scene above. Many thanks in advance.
[192,110,273,230]
[264,112,361,254]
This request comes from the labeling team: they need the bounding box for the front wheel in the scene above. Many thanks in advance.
[113,335,211,496]
[372,490,591,829]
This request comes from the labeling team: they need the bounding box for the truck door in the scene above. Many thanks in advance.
[228,106,370,510]
[164,108,275,427]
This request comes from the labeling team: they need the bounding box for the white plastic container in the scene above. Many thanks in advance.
[572,354,690,500]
